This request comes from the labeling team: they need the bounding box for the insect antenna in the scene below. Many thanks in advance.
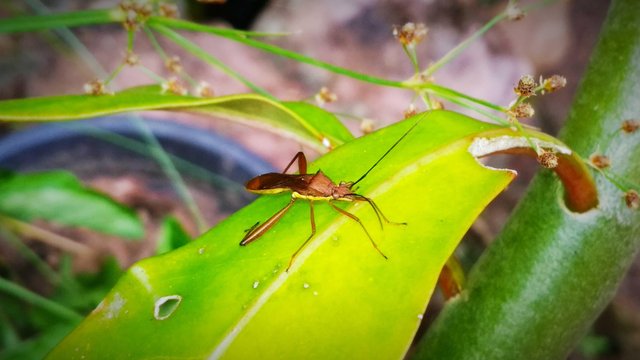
[351,112,428,187]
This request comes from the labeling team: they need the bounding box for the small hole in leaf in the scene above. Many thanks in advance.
[154,295,182,320]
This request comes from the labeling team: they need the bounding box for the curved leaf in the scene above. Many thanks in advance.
[48,111,587,359]
[0,86,353,151]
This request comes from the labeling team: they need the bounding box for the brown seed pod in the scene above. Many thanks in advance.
[589,153,611,169]
[625,190,639,209]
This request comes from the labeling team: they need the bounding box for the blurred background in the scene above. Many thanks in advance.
[2,0,636,359]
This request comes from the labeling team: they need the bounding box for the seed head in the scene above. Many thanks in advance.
[195,81,214,97]
[514,75,537,97]
[119,0,134,11]
[537,150,558,169]
[83,79,110,96]
[511,102,535,119]
[542,75,567,93]
[431,99,444,110]
[621,119,639,133]
[165,56,183,74]
[124,51,139,66]
[315,87,337,105]
[625,189,639,209]
[161,77,187,96]
[589,153,610,169]
[393,22,428,46]
[134,2,153,19]
[506,2,525,21]
[360,119,375,134]
[403,104,417,119]
[122,9,139,31]
[159,3,179,18]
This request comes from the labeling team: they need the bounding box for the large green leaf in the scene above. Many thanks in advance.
[48,111,587,359]
[0,171,143,239]
[0,86,353,151]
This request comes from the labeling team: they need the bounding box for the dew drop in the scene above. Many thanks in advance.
[303,283,310,289]
[253,281,260,289]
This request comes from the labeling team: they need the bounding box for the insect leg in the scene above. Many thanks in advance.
[328,201,388,260]
[352,194,407,228]
[240,198,296,245]
[286,201,316,271]
[282,151,307,174]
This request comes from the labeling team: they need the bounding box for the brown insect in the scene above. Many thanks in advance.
[241,117,423,270]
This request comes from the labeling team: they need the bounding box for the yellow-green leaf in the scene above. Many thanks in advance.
[49,111,589,359]
[0,86,353,151]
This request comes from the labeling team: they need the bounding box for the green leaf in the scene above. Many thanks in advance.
[0,171,143,239]
[156,217,191,255]
[0,86,353,151]
[48,111,525,359]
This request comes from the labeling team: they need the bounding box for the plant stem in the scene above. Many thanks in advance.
[0,277,83,322]
[149,24,273,98]
[148,17,405,89]
[0,8,116,34]
[0,215,94,257]
[0,227,61,285]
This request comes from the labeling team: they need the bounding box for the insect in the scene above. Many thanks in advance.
[240,116,424,271]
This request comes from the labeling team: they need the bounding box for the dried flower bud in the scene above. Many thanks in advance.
[621,119,640,133]
[195,81,214,97]
[511,102,535,118]
[161,77,187,96]
[134,3,153,18]
[506,2,525,21]
[119,0,134,11]
[393,22,428,46]
[625,189,639,209]
[360,119,375,134]
[124,51,139,66]
[403,104,417,119]
[589,153,610,169]
[514,75,536,97]
[83,79,109,95]
[537,150,558,169]
[159,3,179,18]
[123,9,138,31]
[315,87,337,105]
[542,75,567,93]
[165,56,182,74]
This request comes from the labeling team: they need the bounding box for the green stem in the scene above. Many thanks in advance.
[0,227,61,285]
[25,0,109,78]
[0,215,94,256]
[424,11,506,77]
[0,277,83,322]
[130,120,208,233]
[148,16,405,89]
[149,24,273,98]
[0,8,116,34]
[144,25,170,61]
